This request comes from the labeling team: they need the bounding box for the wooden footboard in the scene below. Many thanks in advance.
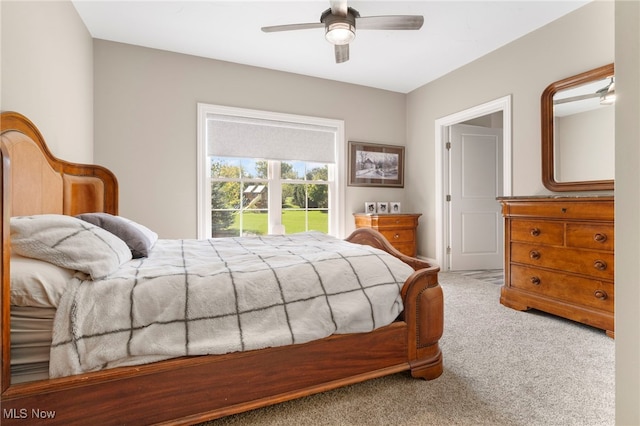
[346,228,443,379]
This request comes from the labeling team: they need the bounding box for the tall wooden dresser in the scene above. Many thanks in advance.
[498,196,614,337]
[353,213,421,257]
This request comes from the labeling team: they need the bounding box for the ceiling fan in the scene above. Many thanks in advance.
[261,0,424,63]
[554,77,616,106]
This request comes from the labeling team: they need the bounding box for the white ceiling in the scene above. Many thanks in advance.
[72,0,591,93]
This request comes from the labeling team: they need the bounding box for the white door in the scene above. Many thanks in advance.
[448,124,503,270]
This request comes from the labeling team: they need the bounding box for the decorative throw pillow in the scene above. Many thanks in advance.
[76,212,158,258]
[10,214,132,280]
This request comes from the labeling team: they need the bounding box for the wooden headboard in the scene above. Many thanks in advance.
[0,111,119,391]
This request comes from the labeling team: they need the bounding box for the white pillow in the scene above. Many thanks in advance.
[10,253,75,308]
[10,214,132,280]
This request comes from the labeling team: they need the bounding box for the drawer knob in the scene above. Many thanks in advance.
[529,250,541,260]
[593,260,608,271]
[530,276,541,285]
[530,228,541,237]
[594,233,608,243]
[594,290,608,300]
[393,233,400,239]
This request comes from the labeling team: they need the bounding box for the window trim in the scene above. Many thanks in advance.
[197,103,346,239]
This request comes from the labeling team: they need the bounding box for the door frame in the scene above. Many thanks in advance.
[434,95,513,270]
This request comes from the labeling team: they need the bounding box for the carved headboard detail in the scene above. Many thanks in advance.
[0,111,118,217]
[2,131,65,216]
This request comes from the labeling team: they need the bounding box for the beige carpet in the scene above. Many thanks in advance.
[201,271,614,426]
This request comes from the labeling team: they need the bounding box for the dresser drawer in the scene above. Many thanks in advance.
[511,242,614,280]
[510,264,614,312]
[371,215,418,229]
[566,223,614,251]
[380,229,414,244]
[503,200,614,221]
[390,242,416,257]
[510,220,564,245]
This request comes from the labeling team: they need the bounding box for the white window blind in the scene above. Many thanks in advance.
[207,114,336,163]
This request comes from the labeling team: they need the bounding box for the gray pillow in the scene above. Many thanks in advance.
[76,213,158,258]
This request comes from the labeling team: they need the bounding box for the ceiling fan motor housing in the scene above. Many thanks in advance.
[321,7,359,45]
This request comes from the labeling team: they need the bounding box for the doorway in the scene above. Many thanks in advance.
[434,96,512,271]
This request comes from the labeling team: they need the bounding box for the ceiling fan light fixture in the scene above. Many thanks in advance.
[325,22,355,45]
[600,83,616,105]
[598,77,616,105]
[600,92,616,105]
[321,8,357,46]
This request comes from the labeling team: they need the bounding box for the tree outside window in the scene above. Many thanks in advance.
[210,157,330,237]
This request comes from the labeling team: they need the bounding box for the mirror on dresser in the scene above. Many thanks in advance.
[541,63,615,191]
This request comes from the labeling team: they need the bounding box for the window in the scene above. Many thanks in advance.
[209,158,330,237]
[197,104,345,239]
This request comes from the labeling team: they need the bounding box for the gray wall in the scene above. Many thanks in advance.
[406,1,614,258]
[93,40,407,238]
[0,1,93,163]
[614,0,640,423]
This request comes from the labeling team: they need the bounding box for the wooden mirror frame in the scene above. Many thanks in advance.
[541,63,615,191]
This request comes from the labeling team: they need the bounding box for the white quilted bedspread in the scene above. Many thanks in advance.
[49,232,413,377]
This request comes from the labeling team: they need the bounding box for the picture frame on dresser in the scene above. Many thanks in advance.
[377,202,389,214]
[365,202,376,213]
[348,141,404,187]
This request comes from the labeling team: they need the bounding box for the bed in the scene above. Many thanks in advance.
[0,111,443,425]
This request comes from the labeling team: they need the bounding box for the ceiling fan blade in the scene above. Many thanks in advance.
[330,0,348,17]
[554,93,600,105]
[356,15,424,30]
[261,22,324,33]
[334,44,349,63]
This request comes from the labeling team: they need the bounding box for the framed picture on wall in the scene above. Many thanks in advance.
[377,202,389,214]
[364,202,376,214]
[390,202,401,213]
[348,141,405,187]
